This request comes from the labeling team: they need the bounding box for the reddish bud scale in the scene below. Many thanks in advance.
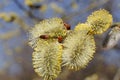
[40,35,50,39]
[58,36,63,43]
[64,23,71,30]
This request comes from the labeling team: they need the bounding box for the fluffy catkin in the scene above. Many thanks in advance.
[86,9,113,34]
[28,18,67,48]
[62,31,95,70]
[32,41,62,80]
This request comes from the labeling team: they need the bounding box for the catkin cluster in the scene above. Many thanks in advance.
[28,9,113,80]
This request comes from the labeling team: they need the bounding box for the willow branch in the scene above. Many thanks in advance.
[13,0,43,21]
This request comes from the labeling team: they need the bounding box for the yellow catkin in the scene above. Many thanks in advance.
[28,18,67,48]
[32,42,62,80]
[63,31,95,70]
[87,9,113,34]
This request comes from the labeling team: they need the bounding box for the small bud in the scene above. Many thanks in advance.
[39,35,50,39]
[58,36,63,43]
[103,25,120,49]
[64,23,71,30]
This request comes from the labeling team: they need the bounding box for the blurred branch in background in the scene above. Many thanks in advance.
[0,30,20,40]
[13,0,43,21]
[114,68,120,80]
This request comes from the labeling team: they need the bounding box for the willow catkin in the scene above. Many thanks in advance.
[29,18,67,40]
[86,9,113,34]
[32,41,62,80]
[62,31,95,70]
[28,17,67,48]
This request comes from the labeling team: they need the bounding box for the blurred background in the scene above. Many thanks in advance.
[0,0,120,80]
